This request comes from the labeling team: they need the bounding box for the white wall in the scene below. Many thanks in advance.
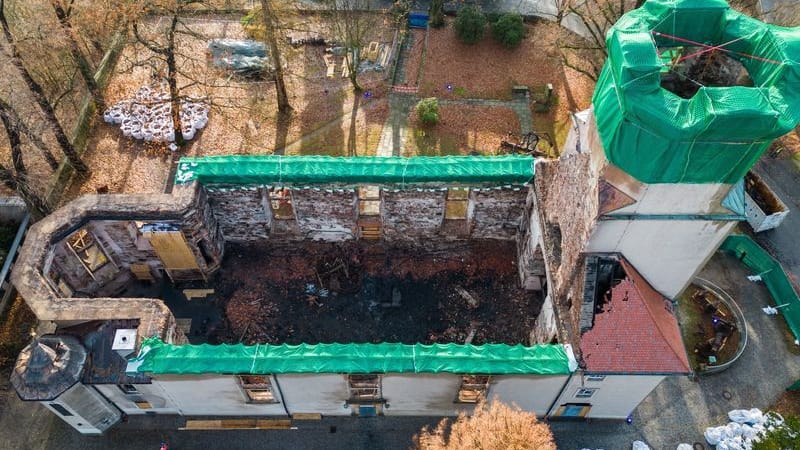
[490,375,569,417]
[586,219,737,298]
[609,182,736,215]
[154,375,286,416]
[277,374,351,416]
[382,374,470,416]
[44,383,121,435]
[96,383,179,415]
[548,373,665,419]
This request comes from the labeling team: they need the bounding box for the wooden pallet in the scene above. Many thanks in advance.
[180,419,292,430]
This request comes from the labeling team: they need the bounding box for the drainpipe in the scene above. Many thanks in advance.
[273,375,291,417]
[544,370,575,419]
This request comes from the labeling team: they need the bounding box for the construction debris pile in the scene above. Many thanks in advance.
[704,408,783,449]
[103,86,209,144]
[225,288,281,345]
[213,241,539,346]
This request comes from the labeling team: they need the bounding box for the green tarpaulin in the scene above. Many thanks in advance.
[720,235,800,341]
[127,337,574,375]
[175,155,535,186]
[593,0,800,184]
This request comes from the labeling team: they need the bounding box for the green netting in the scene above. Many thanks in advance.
[127,337,574,375]
[175,155,534,186]
[719,235,800,341]
[593,0,800,184]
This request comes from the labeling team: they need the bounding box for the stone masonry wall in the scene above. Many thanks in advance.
[471,188,528,239]
[207,187,270,241]
[292,189,358,240]
[382,190,446,242]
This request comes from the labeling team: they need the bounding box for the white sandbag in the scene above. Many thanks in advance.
[631,441,650,450]
[676,445,693,450]
[728,408,764,425]
[705,426,726,445]
[724,421,743,438]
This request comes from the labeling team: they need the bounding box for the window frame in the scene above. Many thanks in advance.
[575,387,597,398]
[585,374,606,382]
[117,384,139,395]
[455,375,491,404]
[347,374,383,404]
[238,375,279,404]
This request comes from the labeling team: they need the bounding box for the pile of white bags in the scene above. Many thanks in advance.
[703,408,780,449]
[103,86,209,144]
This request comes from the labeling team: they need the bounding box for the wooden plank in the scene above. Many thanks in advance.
[180,420,222,430]
[256,419,292,429]
[183,288,215,300]
[144,230,200,271]
[292,413,322,420]
[130,263,154,281]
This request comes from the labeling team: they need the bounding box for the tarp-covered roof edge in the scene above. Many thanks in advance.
[126,337,574,375]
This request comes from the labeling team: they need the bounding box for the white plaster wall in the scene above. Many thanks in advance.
[154,375,286,416]
[44,384,121,435]
[533,295,558,344]
[610,182,735,215]
[382,374,471,416]
[95,383,179,415]
[586,219,737,298]
[277,374,351,416]
[548,373,665,419]
[490,375,568,417]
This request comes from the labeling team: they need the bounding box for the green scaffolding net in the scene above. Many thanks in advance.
[175,155,535,187]
[593,0,800,184]
[127,337,574,375]
[719,235,800,341]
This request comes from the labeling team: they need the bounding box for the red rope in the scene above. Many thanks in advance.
[652,31,783,65]
[675,35,747,63]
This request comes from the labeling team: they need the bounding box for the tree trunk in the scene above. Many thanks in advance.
[260,0,291,113]
[0,0,89,175]
[0,100,51,219]
[0,98,59,170]
[48,0,104,109]
[347,49,362,91]
[166,14,184,147]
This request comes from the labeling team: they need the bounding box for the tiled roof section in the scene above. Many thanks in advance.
[580,260,690,374]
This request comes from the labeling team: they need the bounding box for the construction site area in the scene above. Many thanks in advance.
[126,240,539,346]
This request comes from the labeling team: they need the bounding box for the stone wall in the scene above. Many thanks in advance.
[11,184,223,344]
[205,185,528,244]
[471,188,527,239]
[382,190,446,242]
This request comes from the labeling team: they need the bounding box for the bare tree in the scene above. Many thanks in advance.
[47,0,105,109]
[325,0,377,91]
[259,0,291,114]
[0,0,89,175]
[0,101,52,219]
[130,1,207,147]
[413,397,556,450]
[0,98,59,170]
[559,0,642,81]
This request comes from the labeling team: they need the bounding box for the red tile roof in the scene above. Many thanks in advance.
[580,259,691,374]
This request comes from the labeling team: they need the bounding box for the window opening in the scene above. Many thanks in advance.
[269,188,295,220]
[347,374,382,403]
[456,375,491,403]
[585,374,606,382]
[239,375,278,403]
[118,384,139,395]
[358,186,381,216]
[49,403,73,416]
[575,388,597,398]
[445,188,469,220]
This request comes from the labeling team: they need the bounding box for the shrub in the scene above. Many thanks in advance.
[413,398,556,450]
[454,6,486,44]
[492,13,526,48]
[416,97,439,125]
[429,0,445,28]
